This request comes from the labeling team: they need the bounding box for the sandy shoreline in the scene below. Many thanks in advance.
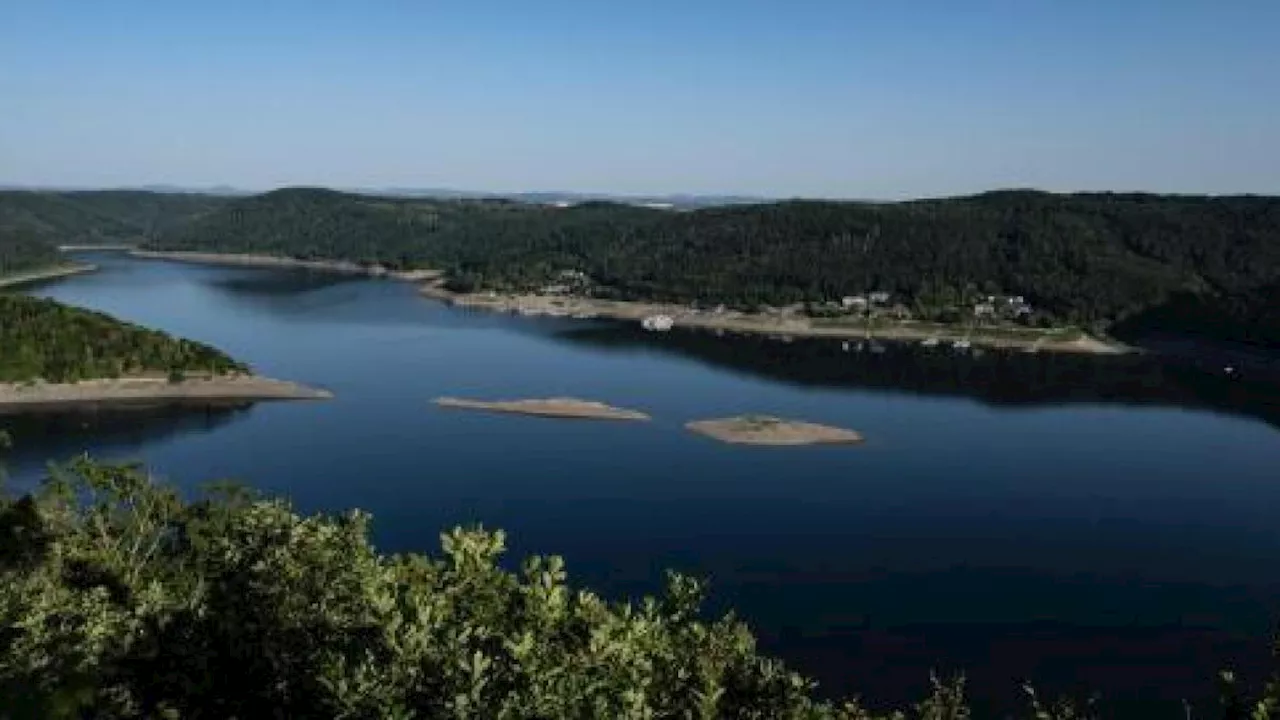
[421,284,1131,355]
[0,263,98,289]
[434,397,650,421]
[126,249,1127,354]
[0,374,332,411]
[130,250,441,281]
[686,416,865,446]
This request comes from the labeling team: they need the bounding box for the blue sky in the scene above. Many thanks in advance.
[1,1,1277,198]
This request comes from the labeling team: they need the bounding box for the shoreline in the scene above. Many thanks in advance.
[421,284,1132,355]
[0,374,332,412]
[129,249,441,281]
[0,263,98,289]
[127,249,1129,354]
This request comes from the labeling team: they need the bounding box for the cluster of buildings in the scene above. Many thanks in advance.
[840,291,892,311]
[539,269,592,296]
[972,294,1033,320]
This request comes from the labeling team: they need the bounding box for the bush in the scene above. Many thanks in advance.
[0,458,1276,718]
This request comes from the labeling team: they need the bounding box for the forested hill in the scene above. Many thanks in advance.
[150,187,1280,346]
[0,228,61,275]
[0,294,247,383]
[0,191,232,275]
[0,190,231,246]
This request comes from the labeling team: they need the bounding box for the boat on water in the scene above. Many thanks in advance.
[920,337,940,347]
[951,339,972,350]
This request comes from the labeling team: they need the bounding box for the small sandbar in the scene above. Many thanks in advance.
[434,396,650,421]
[0,374,332,412]
[686,415,863,446]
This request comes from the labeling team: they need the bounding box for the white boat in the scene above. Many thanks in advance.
[841,341,851,352]
[920,337,940,347]
[951,339,972,350]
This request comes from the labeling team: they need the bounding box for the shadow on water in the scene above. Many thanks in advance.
[0,402,250,482]
[210,268,360,296]
[551,324,1280,431]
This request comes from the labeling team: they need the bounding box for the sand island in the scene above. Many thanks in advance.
[686,416,864,446]
[434,397,650,421]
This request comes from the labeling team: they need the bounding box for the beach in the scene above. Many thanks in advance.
[126,250,1129,354]
[0,374,332,411]
[0,263,98,289]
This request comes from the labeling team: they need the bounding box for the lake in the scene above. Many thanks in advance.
[7,251,1280,715]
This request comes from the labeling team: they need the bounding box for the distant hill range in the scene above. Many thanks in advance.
[2,185,1278,349]
[0,184,768,209]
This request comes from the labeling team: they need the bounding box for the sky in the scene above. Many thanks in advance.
[1,1,1277,199]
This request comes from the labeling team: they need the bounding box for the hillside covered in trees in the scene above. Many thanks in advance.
[149,188,1280,347]
[0,190,230,247]
[3,187,1277,347]
[0,191,232,276]
[0,294,247,383]
[0,228,61,276]
[2,456,1277,718]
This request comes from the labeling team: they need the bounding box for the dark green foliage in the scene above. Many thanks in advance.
[0,190,231,279]
[0,459,867,718]
[0,228,60,276]
[152,188,1280,347]
[0,295,247,383]
[1,458,1277,718]
[0,190,230,247]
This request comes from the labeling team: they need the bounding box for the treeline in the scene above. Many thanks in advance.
[0,294,247,383]
[2,457,1277,718]
[0,228,60,276]
[0,190,232,275]
[150,188,1280,346]
[0,190,230,246]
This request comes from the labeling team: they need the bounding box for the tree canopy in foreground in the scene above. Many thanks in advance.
[1,457,1277,718]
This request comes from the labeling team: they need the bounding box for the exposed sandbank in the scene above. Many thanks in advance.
[0,374,332,412]
[685,416,864,446]
[0,263,98,289]
[420,284,1131,355]
[433,397,650,421]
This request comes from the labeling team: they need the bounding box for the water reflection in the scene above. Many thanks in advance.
[553,325,1280,431]
[0,403,249,476]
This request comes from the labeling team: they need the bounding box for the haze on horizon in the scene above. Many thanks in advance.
[1,1,1277,200]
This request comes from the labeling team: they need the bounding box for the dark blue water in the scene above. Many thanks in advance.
[7,252,1280,715]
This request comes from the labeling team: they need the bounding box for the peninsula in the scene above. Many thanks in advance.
[0,374,331,411]
[686,416,864,446]
[433,397,650,421]
[0,294,328,411]
[0,263,97,289]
